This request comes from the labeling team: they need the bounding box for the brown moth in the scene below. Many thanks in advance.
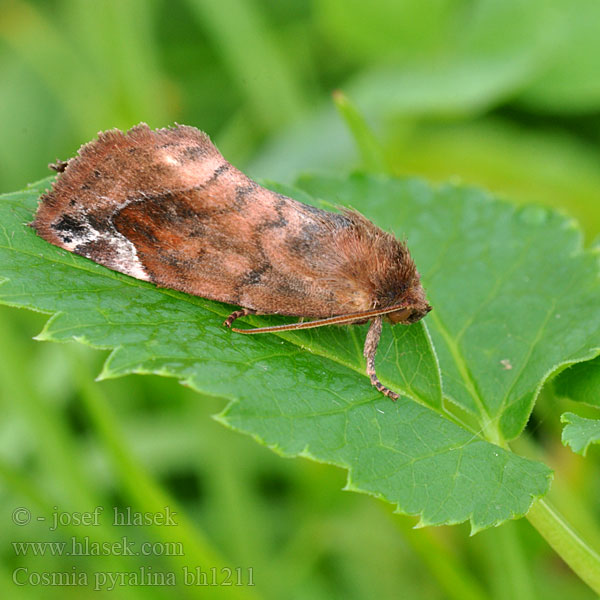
[32,123,431,400]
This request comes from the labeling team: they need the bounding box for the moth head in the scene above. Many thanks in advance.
[384,270,432,325]
[386,302,432,325]
[333,208,432,322]
[370,236,431,324]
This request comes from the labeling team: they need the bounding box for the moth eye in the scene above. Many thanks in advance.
[407,305,432,323]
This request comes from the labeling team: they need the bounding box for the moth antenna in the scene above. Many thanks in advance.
[363,317,399,401]
[230,303,410,334]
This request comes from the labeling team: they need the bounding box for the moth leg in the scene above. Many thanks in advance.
[223,308,256,328]
[363,317,399,401]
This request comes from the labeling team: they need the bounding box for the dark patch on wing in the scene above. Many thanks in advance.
[75,237,112,259]
[188,163,231,198]
[112,193,185,247]
[256,198,288,231]
[186,222,209,238]
[241,262,272,286]
[205,163,229,184]
[84,212,107,234]
[126,194,190,226]
[155,248,187,269]
[234,184,256,209]
[296,201,352,229]
[286,221,323,257]
[328,212,353,228]
[180,145,209,161]
[286,236,312,256]
[52,214,87,238]
[296,202,328,217]
[123,217,160,244]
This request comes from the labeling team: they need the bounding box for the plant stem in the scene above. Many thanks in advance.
[526,498,600,595]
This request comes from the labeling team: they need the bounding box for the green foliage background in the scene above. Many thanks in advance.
[1,1,599,598]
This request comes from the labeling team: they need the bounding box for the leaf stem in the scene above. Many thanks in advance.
[526,498,600,595]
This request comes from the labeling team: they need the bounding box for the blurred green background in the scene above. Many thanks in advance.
[1,0,599,598]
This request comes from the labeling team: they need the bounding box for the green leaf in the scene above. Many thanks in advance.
[0,175,572,532]
[553,356,600,408]
[561,412,600,456]
[296,174,600,443]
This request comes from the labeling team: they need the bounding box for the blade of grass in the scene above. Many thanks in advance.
[64,0,169,125]
[0,311,99,509]
[394,517,490,600]
[69,348,262,600]
[477,521,536,600]
[0,457,150,600]
[185,0,306,131]
[0,0,112,134]
[333,90,389,173]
